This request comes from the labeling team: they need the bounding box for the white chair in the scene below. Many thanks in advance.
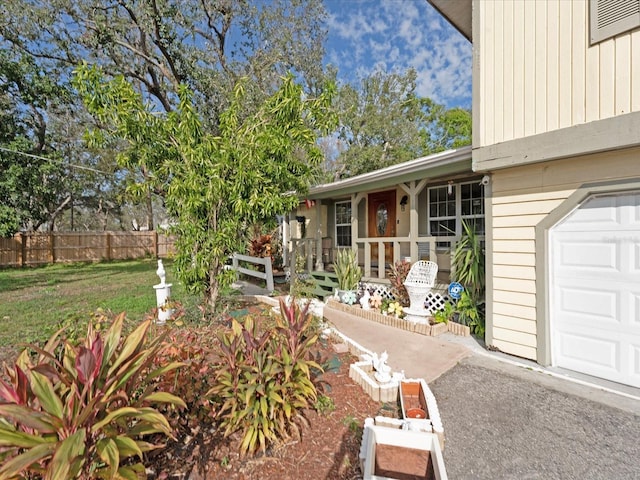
[403,260,438,312]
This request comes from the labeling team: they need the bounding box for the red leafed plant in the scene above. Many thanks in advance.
[0,312,185,479]
[389,259,411,306]
[207,297,322,456]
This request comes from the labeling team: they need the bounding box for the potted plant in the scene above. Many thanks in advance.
[333,248,362,304]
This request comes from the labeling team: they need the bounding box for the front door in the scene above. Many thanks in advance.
[368,190,396,270]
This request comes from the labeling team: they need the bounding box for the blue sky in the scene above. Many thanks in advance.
[323,0,472,110]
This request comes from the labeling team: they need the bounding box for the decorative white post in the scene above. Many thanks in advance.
[153,259,173,325]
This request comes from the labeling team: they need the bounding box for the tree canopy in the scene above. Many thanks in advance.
[75,64,336,309]
[329,69,471,179]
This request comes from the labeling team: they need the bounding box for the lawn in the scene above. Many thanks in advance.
[0,258,196,347]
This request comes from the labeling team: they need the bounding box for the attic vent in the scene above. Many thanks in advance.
[590,0,640,44]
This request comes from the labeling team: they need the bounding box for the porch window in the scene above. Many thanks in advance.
[335,201,352,247]
[428,185,456,237]
[428,181,485,248]
[461,182,485,235]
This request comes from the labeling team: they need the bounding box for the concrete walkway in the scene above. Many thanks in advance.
[323,304,470,383]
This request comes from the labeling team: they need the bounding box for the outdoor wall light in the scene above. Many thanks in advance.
[400,195,408,211]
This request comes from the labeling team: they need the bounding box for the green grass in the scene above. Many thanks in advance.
[0,259,199,348]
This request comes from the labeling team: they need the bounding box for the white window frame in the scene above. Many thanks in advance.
[427,181,485,250]
[334,200,352,248]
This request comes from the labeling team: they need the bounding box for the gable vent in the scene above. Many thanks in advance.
[590,0,640,44]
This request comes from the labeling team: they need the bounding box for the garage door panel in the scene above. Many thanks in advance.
[555,240,618,272]
[557,286,618,321]
[551,191,640,388]
[554,196,619,229]
[556,331,619,372]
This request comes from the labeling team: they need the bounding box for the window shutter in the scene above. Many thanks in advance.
[590,0,640,44]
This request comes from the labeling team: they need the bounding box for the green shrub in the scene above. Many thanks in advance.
[151,326,219,432]
[208,297,322,455]
[0,313,185,479]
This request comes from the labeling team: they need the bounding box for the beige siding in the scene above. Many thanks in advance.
[477,0,640,147]
[489,147,640,361]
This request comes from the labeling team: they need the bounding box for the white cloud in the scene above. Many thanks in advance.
[324,0,472,109]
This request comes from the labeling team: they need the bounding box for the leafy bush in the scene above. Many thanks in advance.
[0,313,185,479]
[432,301,454,324]
[208,297,322,455]
[151,326,219,432]
[456,290,485,337]
[389,260,411,307]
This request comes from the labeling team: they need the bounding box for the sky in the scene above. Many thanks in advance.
[323,0,472,110]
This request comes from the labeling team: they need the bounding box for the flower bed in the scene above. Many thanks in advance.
[325,298,470,337]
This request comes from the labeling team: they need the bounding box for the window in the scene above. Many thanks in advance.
[428,181,485,249]
[461,182,485,235]
[429,185,456,237]
[335,201,352,247]
[590,0,640,45]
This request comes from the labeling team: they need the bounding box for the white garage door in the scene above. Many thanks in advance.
[550,192,640,388]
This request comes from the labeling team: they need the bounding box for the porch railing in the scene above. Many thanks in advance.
[289,235,452,281]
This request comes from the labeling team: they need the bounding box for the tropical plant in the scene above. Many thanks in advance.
[456,290,485,337]
[208,297,322,455]
[389,259,411,307]
[432,301,455,324]
[0,313,185,479]
[333,248,362,291]
[151,326,219,432]
[452,219,485,300]
[75,65,336,316]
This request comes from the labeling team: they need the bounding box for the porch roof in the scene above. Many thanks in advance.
[307,145,472,200]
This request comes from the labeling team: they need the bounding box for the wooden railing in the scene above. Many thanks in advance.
[289,235,449,282]
[229,253,274,292]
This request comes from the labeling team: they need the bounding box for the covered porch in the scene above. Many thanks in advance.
[282,146,484,290]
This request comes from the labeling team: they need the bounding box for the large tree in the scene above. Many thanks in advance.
[75,65,336,310]
[1,0,328,231]
[330,69,471,179]
[0,52,72,235]
[0,0,327,116]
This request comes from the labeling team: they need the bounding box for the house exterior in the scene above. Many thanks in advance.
[430,0,640,388]
[286,146,484,286]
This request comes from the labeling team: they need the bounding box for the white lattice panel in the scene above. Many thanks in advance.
[360,282,394,300]
[425,292,451,312]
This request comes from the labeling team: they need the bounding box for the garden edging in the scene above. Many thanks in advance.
[324,298,470,337]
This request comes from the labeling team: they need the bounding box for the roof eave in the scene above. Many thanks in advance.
[306,145,473,200]
[427,0,472,42]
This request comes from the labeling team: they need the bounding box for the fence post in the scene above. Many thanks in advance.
[18,233,24,267]
[105,232,111,261]
[264,256,274,292]
[48,233,54,264]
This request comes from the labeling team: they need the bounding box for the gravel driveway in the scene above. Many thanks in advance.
[430,355,640,479]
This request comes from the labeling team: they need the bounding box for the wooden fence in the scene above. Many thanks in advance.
[0,231,176,267]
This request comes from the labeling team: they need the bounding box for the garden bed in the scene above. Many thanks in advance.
[325,299,470,337]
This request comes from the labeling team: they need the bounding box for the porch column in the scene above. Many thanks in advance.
[401,180,427,262]
[282,214,289,268]
[315,201,324,271]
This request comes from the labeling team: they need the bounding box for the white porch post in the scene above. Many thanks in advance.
[282,214,289,268]
[401,180,427,262]
[315,200,324,271]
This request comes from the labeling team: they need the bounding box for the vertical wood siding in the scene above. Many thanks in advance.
[478,0,640,147]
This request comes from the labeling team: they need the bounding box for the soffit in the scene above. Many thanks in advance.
[427,0,472,41]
